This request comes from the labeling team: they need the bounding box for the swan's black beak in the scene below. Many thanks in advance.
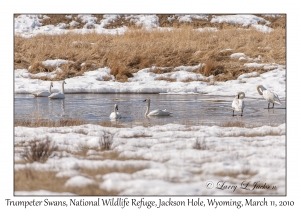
[143,99,146,102]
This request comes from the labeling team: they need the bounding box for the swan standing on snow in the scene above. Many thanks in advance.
[257,85,281,109]
[232,91,245,116]
[143,98,172,116]
[32,82,53,97]
[110,104,122,119]
[49,80,66,99]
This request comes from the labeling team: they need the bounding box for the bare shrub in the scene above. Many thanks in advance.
[21,137,57,163]
[193,137,208,150]
[99,132,114,151]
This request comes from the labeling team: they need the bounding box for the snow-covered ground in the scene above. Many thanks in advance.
[14,14,276,38]
[15,123,285,195]
[15,62,286,99]
[13,14,286,196]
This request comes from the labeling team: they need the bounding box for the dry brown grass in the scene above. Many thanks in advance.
[149,67,175,74]
[99,120,124,128]
[221,121,246,127]
[14,169,119,195]
[181,78,210,83]
[155,76,177,82]
[14,117,87,127]
[14,15,286,82]
[215,169,257,179]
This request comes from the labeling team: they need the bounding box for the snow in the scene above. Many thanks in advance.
[125,15,159,29]
[14,123,285,195]
[211,15,270,27]
[65,176,96,187]
[177,15,208,22]
[196,27,218,32]
[14,14,278,38]
[230,53,245,59]
[252,24,274,33]
[42,59,68,67]
[15,63,286,99]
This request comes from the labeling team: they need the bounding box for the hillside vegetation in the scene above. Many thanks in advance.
[14,14,286,82]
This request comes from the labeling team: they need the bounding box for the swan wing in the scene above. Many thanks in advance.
[232,99,239,110]
[232,99,244,111]
[272,92,282,105]
[264,90,281,105]
[49,92,65,99]
[110,112,122,119]
[239,100,245,110]
[148,109,171,116]
[32,91,51,97]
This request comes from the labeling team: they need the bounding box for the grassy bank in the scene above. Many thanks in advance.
[14,15,286,82]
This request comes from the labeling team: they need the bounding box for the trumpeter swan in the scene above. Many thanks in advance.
[109,104,122,119]
[232,92,245,116]
[256,85,281,109]
[32,82,53,97]
[49,80,66,99]
[143,98,172,116]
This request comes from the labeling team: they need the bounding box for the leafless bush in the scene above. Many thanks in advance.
[21,137,57,163]
[99,132,114,151]
[193,137,208,150]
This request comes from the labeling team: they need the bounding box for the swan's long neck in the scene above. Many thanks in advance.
[257,85,263,95]
[61,82,65,94]
[114,106,117,114]
[49,82,52,93]
[145,100,150,116]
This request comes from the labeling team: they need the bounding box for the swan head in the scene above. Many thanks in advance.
[256,85,266,95]
[236,91,245,99]
[143,98,150,102]
[50,82,53,87]
[114,104,118,110]
[63,80,67,84]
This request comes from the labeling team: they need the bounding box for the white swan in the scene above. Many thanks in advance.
[109,104,122,119]
[49,80,66,99]
[32,82,53,97]
[232,91,245,116]
[144,98,172,116]
[257,85,281,109]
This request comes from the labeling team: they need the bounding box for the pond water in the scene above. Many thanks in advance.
[14,94,286,127]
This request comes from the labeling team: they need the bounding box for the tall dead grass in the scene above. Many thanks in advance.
[14,116,86,127]
[14,169,118,195]
[14,16,286,82]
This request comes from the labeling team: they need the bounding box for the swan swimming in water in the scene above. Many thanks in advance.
[256,85,281,109]
[32,82,53,97]
[232,91,245,116]
[109,104,122,119]
[143,98,172,116]
[49,80,66,99]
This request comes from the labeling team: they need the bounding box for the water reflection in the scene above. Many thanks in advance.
[14,94,286,127]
